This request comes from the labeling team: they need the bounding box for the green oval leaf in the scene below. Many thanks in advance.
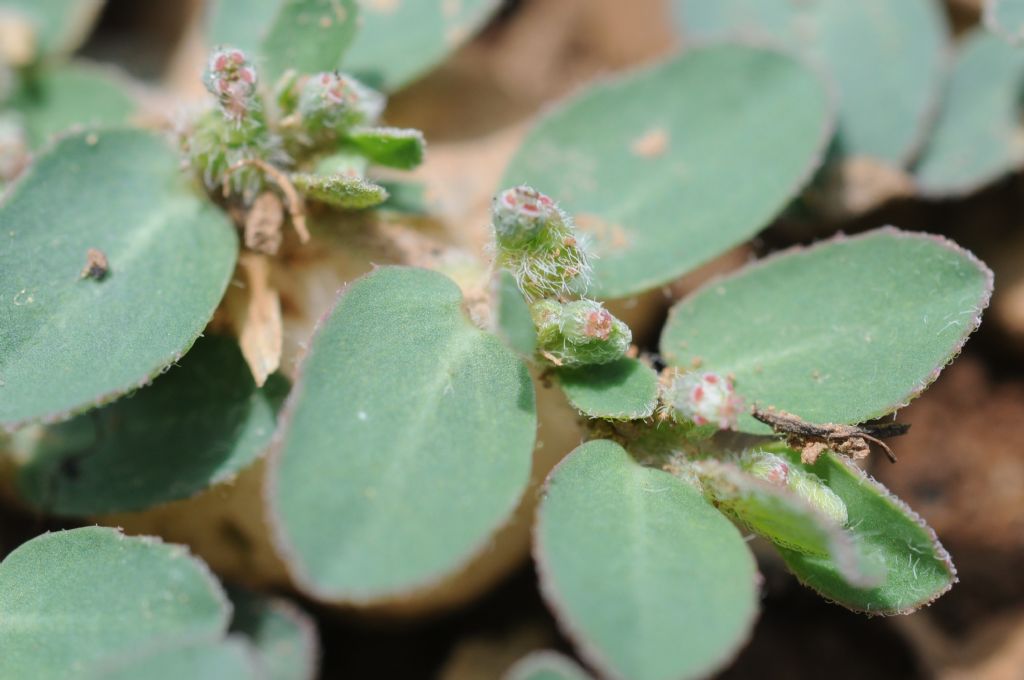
[86,639,259,680]
[268,266,536,601]
[0,128,238,429]
[229,588,319,680]
[502,45,832,299]
[774,449,957,614]
[13,335,288,516]
[0,526,230,680]
[672,0,949,166]
[914,29,1024,198]
[556,357,658,420]
[6,63,136,148]
[535,440,758,680]
[505,651,593,680]
[0,0,104,60]
[660,228,993,433]
[345,0,500,91]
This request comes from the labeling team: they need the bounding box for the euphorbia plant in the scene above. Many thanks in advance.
[0,1,1007,679]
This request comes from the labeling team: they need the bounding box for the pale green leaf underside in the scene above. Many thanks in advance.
[0,527,230,680]
[229,588,319,680]
[6,63,136,148]
[986,0,1024,45]
[0,129,238,429]
[0,0,104,59]
[86,639,258,680]
[345,0,501,91]
[14,336,288,516]
[536,440,758,680]
[660,228,992,433]
[270,266,536,601]
[502,45,832,299]
[672,0,949,165]
[774,449,956,614]
[291,171,388,209]
[206,0,358,83]
[505,651,594,680]
[914,29,1024,197]
[556,357,658,420]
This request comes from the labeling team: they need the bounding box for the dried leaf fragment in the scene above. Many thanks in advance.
[752,406,908,464]
[244,191,284,255]
[223,253,283,387]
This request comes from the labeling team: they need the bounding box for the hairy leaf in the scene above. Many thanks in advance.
[774,448,957,614]
[269,267,535,601]
[915,29,1024,197]
[986,0,1024,45]
[0,527,230,680]
[503,45,832,298]
[535,440,758,680]
[0,129,238,429]
[86,639,259,680]
[556,357,658,420]
[672,0,949,166]
[291,171,388,209]
[661,228,992,433]
[346,126,425,169]
[13,335,288,516]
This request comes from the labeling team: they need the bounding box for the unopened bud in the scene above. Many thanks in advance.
[203,47,259,123]
[741,451,848,525]
[491,185,592,301]
[298,71,384,137]
[661,369,742,430]
[531,298,631,366]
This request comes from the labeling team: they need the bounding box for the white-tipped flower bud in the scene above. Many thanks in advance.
[662,369,742,430]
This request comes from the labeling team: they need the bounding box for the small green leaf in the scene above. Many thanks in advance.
[0,0,105,60]
[86,639,260,680]
[207,0,358,84]
[774,449,957,614]
[660,228,993,433]
[6,63,136,148]
[0,526,230,680]
[496,270,537,358]
[914,29,1024,197]
[345,0,501,91]
[0,128,238,430]
[672,0,949,166]
[556,357,658,420]
[505,651,593,680]
[502,45,832,298]
[536,440,758,680]
[13,335,288,516]
[346,126,425,169]
[986,0,1024,45]
[291,171,388,209]
[229,588,319,680]
[269,266,536,601]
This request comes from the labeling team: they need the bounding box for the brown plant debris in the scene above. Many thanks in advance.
[223,252,282,387]
[752,407,909,464]
[227,159,310,243]
[80,248,109,281]
[244,191,285,255]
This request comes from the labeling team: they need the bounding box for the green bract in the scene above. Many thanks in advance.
[503,45,832,298]
[0,129,238,429]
